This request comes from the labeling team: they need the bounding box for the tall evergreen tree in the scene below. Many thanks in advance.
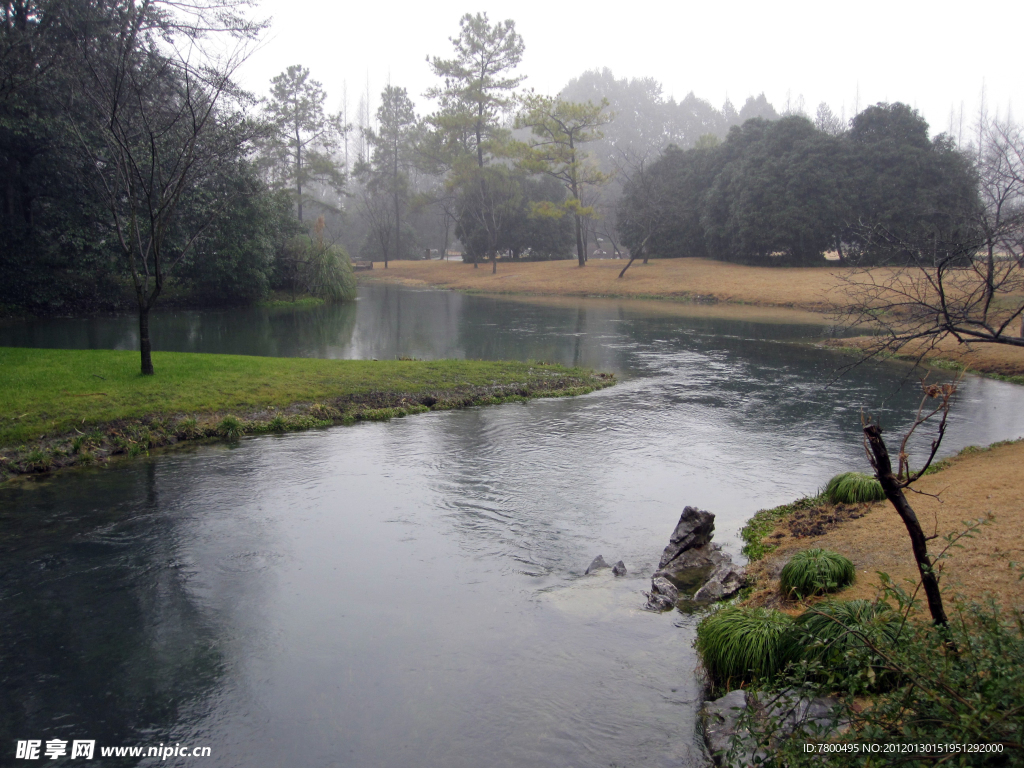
[515,96,612,267]
[426,12,524,270]
[360,85,418,268]
[262,65,345,222]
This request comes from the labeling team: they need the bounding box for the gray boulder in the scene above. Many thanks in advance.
[761,688,846,736]
[585,555,610,574]
[702,687,845,765]
[612,560,627,576]
[645,576,679,611]
[646,509,747,611]
[693,563,747,603]
[702,690,762,767]
[658,506,716,570]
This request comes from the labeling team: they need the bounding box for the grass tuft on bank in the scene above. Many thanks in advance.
[0,347,613,478]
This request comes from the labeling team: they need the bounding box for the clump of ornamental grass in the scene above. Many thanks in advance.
[696,606,794,689]
[779,548,855,599]
[823,471,885,504]
[218,415,244,440]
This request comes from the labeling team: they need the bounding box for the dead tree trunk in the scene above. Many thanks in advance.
[863,423,949,627]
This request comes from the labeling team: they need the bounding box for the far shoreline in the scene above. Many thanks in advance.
[359,258,1024,380]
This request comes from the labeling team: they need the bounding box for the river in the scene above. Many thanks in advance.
[3,285,1023,767]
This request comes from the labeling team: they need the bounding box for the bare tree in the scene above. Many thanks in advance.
[862,380,958,627]
[613,148,664,277]
[835,117,1024,362]
[70,0,262,375]
[361,185,395,266]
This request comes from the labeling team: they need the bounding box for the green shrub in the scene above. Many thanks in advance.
[696,606,794,688]
[267,414,288,432]
[779,549,855,599]
[176,417,202,439]
[783,600,906,687]
[823,471,885,504]
[284,230,356,303]
[736,587,1024,765]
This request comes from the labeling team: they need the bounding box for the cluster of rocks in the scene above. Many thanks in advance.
[584,555,627,576]
[703,688,845,766]
[645,506,746,611]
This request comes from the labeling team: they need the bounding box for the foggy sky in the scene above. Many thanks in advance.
[240,0,1021,141]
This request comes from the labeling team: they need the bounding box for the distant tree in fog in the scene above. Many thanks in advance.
[359,85,420,268]
[738,93,779,123]
[426,12,524,270]
[814,102,846,136]
[514,96,612,267]
[262,65,346,222]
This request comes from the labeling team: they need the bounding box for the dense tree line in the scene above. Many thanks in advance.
[0,0,353,321]
[617,103,980,266]
[4,2,995,331]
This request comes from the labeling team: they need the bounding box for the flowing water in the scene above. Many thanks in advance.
[3,285,1024,767]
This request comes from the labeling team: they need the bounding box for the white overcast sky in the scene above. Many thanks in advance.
[239,0,1021,140]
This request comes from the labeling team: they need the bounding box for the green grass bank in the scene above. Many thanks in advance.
[0,347,613,480]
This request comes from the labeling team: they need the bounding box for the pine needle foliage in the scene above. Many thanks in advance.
[779,548,855,599]
[823,471,885,504]
[696,606,794,688]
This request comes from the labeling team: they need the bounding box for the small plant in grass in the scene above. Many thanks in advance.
[823,472,885,504]
[218,415,244,439]
[176,417,201,439]
[268,415,288,432]
[779,549,855,599]
[695,606,794,689]
[24,449,50,471]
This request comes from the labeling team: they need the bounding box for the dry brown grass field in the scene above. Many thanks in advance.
[745,440,1024,612]
[362,258,1024,377]
[360,258,846,309]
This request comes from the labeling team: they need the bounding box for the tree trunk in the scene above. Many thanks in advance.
[619,236,649,278]
[139,304,154,376]
[575,214,585,267]
[863,424,948,627]
[393,137,400,268]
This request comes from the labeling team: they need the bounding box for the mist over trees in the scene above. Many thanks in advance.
[2,5,1015,319]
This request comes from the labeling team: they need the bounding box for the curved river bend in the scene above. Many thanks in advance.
[3,285,1024,767]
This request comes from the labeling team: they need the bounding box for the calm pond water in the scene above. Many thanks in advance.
[3,285,1024,767]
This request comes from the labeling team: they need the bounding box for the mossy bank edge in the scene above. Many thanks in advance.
[0,348,614,481]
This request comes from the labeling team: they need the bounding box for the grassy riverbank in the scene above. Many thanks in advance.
[739,439,1024,610]
[362,259,1024,378]
[0,347,613,480]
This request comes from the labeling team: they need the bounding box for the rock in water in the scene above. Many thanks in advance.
[585,555,610,574]
[702,690,762,766]
[646,507,747,610]
[645,576,679,611]
[658,506,715,570]
[612,560,627,576]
